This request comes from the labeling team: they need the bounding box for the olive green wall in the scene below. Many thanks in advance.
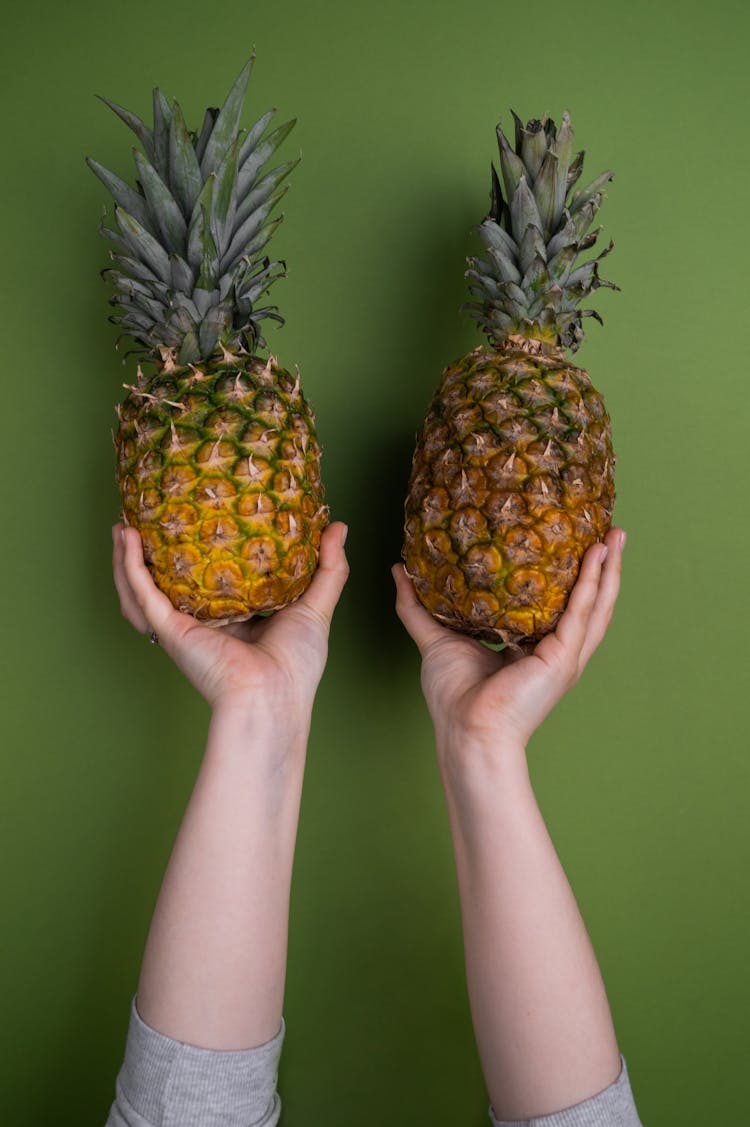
[2,0,748,1121]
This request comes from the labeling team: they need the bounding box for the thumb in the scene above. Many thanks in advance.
[297,521,350,627]
[392,563,446,656]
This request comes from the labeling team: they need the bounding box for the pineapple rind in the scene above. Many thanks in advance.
[117,355,328,625]
[403,345,615,646]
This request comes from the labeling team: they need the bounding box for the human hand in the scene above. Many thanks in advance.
[113,521,349,717]
[393,527,625,758]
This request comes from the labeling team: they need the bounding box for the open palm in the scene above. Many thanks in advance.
[394,527,625,752]
[113,522,349,713]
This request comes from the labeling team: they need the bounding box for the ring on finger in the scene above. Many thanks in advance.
[149,631,160,646]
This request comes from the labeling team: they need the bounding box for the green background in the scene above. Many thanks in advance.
[2,0,748,1121]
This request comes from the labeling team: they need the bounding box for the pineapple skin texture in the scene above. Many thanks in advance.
[116,355,327,625]
[403,345,615,646]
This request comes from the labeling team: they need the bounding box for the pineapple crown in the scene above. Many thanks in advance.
[465,111,618,353]
[88,57,297,366]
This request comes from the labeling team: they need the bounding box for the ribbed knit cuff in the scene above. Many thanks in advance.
[489,1057,643,1127]
[113,997,283,1127]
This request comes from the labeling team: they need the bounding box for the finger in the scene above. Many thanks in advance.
[552,540,609,659]
[270,521,350,641]
[392,563,448,656]
[121,526,183,637]
[578,527,625,669]
[298,521,350,625]
[112,524,149,633]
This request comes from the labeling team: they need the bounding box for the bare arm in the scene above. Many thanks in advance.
[394,529,628,1120]
[113,520,349,1051]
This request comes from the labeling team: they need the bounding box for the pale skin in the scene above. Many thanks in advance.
[113,518,627,1119]
[393,525,627,1120]
[112,519,350,1050]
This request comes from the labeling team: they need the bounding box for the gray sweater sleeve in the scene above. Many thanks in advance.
[103,1000,640,1127]
[104,998,283,1127]
[489,1057,643,1127]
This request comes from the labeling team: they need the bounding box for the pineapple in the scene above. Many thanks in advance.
[89,58,327,625]
[403,112,617,646]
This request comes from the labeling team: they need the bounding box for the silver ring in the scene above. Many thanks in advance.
[149,631,160,646]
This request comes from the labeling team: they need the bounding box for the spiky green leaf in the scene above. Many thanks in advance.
[198,299,233,355]
[510,175,543,247]
[169,291,201,323]
[496,124,525,202]
[177,330,201,365]
[221,192,286,272]
[210,139,240,256]
[477,219,519,259]
[520,119,547,181]
[169,101,203,218]
[241,215,284,261]
[97,96,155,162]
[238,108,277,165]
[485,247,521,284]
[192,287,217,318]
[488,164,505,226]
[109,252,163,287]
[570,195,604,240]
[197,202,219,290]
[169,253,194,292]
[546,215,576,260]
[87,158,154,234]
[521,254,550,295]
[552,113,574,227]
[547,242,579,283]
[114,206,171,284]
[134,150,187,256]
[566,150,585,194]
[201,57,253,176]
[187,177,215,272]
[571,170,613,213]
[152,89,172,179]
[233,158,298,229]
[532,150,558,240]
[518,223,546,277]
[236,119,296,199]
[194,107,218,164]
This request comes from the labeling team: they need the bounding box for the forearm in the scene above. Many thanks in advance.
[439,738,621,1121]
[135,702,310,1051]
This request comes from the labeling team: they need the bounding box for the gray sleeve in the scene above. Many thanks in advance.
[489,1057,643,1127]
[104,998,283,1127]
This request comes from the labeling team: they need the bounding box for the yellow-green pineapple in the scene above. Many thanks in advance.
[404,112,617,645]
[90,59,327,624]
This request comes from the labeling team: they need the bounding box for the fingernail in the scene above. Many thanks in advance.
[601,545,609,562]
[619,530,627,551]
[120,527,126,545]
[340,523,349,547]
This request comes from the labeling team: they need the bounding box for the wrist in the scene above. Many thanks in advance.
[207,697,312,770]
[436,731,530,808]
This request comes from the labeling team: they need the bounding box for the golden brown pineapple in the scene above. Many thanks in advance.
[90,59,327,624]
[116,352,325,623]
[404,112,617,645]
